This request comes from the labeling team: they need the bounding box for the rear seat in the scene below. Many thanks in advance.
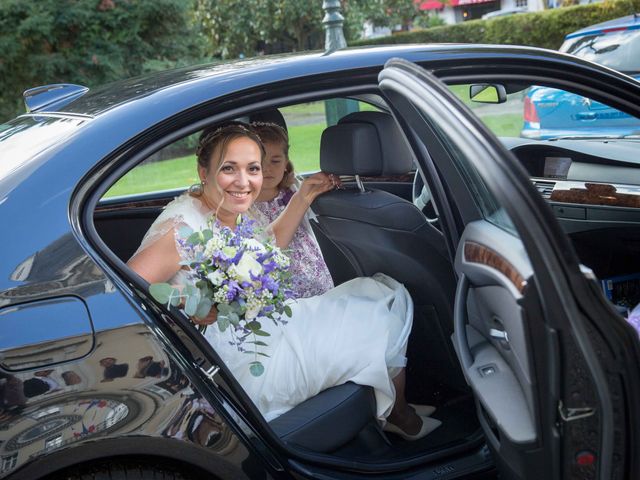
[268,382,380,452]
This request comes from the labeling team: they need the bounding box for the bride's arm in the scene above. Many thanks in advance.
[127,229,182,284]
[127,229,218,325]
[269,172,335,248]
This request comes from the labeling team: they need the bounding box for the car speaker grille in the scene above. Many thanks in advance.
[533,180,556,199]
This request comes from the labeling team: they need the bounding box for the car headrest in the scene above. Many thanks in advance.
[320,123,383,175]
[320,111,414,176]
[249,108,288,132]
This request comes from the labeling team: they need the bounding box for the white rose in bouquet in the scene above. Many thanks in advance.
[221,246,238,259]
[206,269,225,286]
[233,252,263,283]
[242,237,267,254]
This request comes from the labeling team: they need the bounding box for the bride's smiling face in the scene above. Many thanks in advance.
[199,136,263,219]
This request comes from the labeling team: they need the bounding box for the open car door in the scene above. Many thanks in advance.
[379,58,640,480]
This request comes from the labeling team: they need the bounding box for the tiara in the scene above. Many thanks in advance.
[197,122,263,158]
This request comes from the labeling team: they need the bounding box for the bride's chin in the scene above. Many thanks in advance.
[225,193,255,209]
[224,202,252,215]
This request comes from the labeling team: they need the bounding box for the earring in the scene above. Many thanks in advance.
[188,180,205,196]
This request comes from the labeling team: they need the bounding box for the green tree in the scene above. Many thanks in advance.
[195,0,420,59]
[0,0,206,121]
[195,0,325,57]
[344,0,419,32]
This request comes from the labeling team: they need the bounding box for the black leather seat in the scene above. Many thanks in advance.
[312,111,465,390]
[268,382,378,452]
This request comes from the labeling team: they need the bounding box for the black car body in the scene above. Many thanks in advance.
[1,45,640,480]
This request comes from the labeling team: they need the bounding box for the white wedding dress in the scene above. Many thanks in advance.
[134,193,414,422]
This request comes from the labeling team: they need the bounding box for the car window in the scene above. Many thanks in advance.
[448,83,640,143]
[103,99,382,198]
[561,29,640,73]
[104,131,200,198]
[421,109,518,236]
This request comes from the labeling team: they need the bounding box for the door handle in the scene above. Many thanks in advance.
[576,112,596,121]
[489,328,509,343]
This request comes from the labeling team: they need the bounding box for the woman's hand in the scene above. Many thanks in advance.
[269,172,341,249]
[298,172,341,206]
[193,305,218,326]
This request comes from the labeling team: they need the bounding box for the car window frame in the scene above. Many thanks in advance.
[81,82,490,473]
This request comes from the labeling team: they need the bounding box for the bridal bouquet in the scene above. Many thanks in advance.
[149,217,293,377]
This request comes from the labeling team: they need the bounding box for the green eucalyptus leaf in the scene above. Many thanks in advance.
[183,284,197,296]
[217,303,232,315]
[284,305,292,318]
[253,330,270,337]
[228,312,240,326]
[248,340,268,346]
[169,289,182,307]
[184,294,199,316]
[149,283,173,303]
[188,231,204,245]
[249,362,264,377]
[195,298,213,319]
[217,315,230,332]
[247,320,261,331]
[202,229,213,242]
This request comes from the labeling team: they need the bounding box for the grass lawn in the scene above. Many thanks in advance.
[479,113,523,138]
[104,154,198,197]
[287,122,324,172]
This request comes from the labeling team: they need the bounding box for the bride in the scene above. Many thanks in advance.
[127,123,441,440]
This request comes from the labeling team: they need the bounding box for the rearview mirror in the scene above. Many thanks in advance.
[469,84,507,104]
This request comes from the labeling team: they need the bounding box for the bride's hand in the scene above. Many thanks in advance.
[193,305,218,326]
[298,172,340,205]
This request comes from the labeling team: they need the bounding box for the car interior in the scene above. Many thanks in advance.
[91,76,640,468]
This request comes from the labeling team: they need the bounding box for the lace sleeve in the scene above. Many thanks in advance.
[129,193,211,260]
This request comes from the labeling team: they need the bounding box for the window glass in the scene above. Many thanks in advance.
[426,116,518,236]
[104,99,381,198]
[561,29,640,73]
[448,83,640,143]
[104,132,200,198]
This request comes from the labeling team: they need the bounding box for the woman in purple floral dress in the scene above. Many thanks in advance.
[251,122,334,299]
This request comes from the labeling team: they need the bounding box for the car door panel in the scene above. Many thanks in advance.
[378,57,640,480]
[454,221,537,449]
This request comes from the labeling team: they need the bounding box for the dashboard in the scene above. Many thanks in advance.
[501,138,640,225]
[503,138,640,303]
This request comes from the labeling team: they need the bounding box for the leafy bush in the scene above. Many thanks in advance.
[0,0,207,121]
[413,14,446,29]
[353,0,640,50]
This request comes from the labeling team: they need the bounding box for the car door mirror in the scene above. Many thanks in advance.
[469,84,507,104]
